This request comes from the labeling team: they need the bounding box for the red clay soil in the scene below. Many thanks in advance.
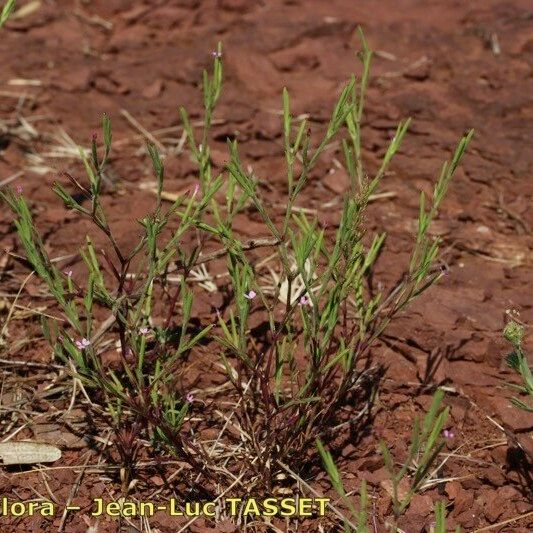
[0,0,532,532]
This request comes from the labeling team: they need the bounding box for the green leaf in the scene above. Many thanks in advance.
[102,113,112,161]
[0,0,15,27]
[316,439,358,518]
[147,144,164,206]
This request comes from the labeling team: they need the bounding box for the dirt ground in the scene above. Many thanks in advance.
[0,0,532,531]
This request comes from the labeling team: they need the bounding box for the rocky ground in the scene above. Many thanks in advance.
[0,1,531,531]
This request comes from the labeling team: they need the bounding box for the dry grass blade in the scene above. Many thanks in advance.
[0,170,23,187]
[8,78,42,86]
[121,108,166,153]
[472,511,533,532]
[11,1,41,20]
[41,129,89,160]
[0,271,33,344]
[139,183,191,201]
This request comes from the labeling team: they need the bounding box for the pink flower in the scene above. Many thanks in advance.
[244,290,256,300]
[211,51,222,58]
[91,132,98,142]
[216,309,221,319]
[15,185,23,194]
[299,295,311,306]
[65,270,73,277]
[443,429,454,440]
[186,393,194,403]
[192,183,200,197]
[139,327,150,335]
[75,338,91,350]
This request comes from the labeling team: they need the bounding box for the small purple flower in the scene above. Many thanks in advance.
[91,132,98,142]
[186,393,194,403]
[216,309,221,319]
[443,429,455,440]
[298,295,311,306]
[15,184,23,194]
[244,290,256,300]
[65,270,73,277]
[211,50,222,58]
[75,338,91,350]
[139,326,150,335]
[192,183,200,196]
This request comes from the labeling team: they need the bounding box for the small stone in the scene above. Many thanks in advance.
[142,79,164,99]
[482,467,506,487]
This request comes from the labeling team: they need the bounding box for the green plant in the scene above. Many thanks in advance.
[317,437,369,532]
[1,28,472,496]
[0,74,222,488]
[504,320,532,412]
[432,500,461,533]
[317,392,457,532]
[0,0,15,28]
[211,30,472,487]
[380,389,450,521]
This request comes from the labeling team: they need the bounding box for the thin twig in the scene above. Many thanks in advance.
[0,358,64,370]
[194,237,281,266]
